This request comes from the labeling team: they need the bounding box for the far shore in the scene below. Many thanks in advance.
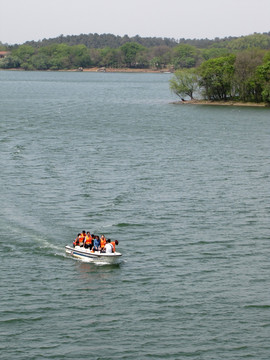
[69,67,173,73]
[172,99,269,108]
[1,67,172,74]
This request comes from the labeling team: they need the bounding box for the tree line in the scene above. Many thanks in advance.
[0,41,199,70]
[22,33,178,49]
[1,33,270,71]
[6,32,270,50]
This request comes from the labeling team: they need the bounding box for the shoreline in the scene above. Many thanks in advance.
[1,67,172,74]
[172,99,269,108]
[79,67,171,73]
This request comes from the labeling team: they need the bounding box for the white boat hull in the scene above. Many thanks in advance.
[65,245,122,264]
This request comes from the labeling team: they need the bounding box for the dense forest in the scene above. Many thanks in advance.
[1,32,270,103]
[1,32,270,71]
[1,32,244,49]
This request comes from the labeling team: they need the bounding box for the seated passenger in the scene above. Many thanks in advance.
[73,233,80,247]
[92,236,101,251]
[100,235,106,250]
[111,240,119,253]
[79,231,86,247]
[84,232,93,249]
[104,239,113,253]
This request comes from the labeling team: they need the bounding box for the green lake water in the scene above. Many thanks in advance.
[0,70,270,359]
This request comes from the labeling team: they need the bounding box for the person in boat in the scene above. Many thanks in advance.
[92,235,101,251]
[111,240,119,253]
[78,231,86,247]
[84,232,93,249]
[104,239,113,253]
[73,233,81,247]
[100,235,106,250]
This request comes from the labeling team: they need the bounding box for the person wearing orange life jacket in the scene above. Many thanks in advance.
[100,235,106,250]
[73,233,80,247]
[79,231,86,247]
[84,232,93,249]
[110,240,119,253]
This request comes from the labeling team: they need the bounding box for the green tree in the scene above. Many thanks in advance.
[99,47,121,67]
[69,45,92,68]
[150,56,162,69]
[170,69,199,100]
[199,55,236,100]
[263,51,270,63]
[234,49,265,102]
[120,42,146,67]
[12,45,35,69]
[201,47,230,60]
[256,60,270,103]
[228,33,270,51]
[0,55,21,69]
[13,45,35,61]
[49,56,70,70]
[51,43,71,56]
[135,50,149,68]
[31,53,50,70]
[41,44,71,69]
[148,46,172,69]
[172,44,199,69]
[89,48,102,67]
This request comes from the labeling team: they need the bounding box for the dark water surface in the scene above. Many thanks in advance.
[1,71,270,359]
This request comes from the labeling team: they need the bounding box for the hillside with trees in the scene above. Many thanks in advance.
[1,32,270,70]
[1,32,270,103]
[22,33,178,49]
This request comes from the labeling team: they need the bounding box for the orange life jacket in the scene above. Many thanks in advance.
[79,234,85,244]
[111,241,116,252]
[85,234,92,245]
[100,238,106,248]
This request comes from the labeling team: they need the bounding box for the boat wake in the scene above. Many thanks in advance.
[9,226,65,258]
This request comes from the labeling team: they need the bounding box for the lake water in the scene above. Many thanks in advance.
[0,70,270,360]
